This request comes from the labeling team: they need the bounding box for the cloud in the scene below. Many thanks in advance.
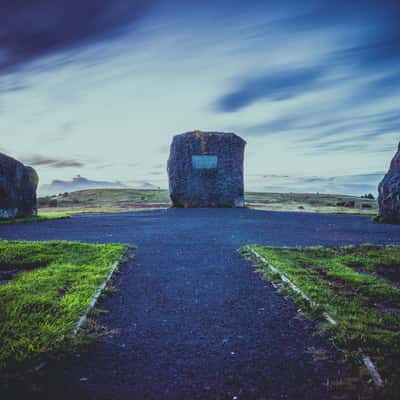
[23,155,84,168]
[246,172,384,196]
[0,0,155,75]
[276,1,400,71]
[345,72,400,106]
[2,0,399,189]
[241,116,301,136]
[0,80,28,93]
[312,110,400,142]
[212,0,400,149]
[215,66,325,112]
[332,31,400,72]
[240,105,400,150]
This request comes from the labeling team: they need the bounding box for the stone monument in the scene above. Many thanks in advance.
[0,152,39,219]
[378,142,400,223]
[167,131,246,207]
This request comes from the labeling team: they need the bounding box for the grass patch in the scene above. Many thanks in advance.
[0,240,129,374]
[0,213,70,224]
[245,192,377,215]
[242,244,400,397]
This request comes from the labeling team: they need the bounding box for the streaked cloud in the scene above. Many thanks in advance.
[247,172,384,196]
[22,155,84,168]
[1,1,399,195]
[0,0,155,75]
[214,66,325,113]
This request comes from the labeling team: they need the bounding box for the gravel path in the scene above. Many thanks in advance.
[1,208,400,399]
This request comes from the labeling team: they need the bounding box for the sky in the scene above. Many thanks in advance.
[1,0,399,195]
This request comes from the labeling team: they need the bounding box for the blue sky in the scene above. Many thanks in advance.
[1,0,399,195]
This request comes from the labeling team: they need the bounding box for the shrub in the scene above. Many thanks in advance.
[361,193,375,200]
[48,199,58,207]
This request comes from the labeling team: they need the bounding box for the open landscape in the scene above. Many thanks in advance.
[1,165,397,400]
[36,188,378,216]
[1,208,400,399]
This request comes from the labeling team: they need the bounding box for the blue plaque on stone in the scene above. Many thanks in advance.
[192,155,218,169]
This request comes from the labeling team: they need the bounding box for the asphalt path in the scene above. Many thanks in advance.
[1,208,399,399]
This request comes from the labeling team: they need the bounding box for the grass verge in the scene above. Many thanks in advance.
[241,244,400,398]
[0,213,71,224]
[0,240,129,375]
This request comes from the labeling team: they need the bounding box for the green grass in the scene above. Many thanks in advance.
[0,213,70,224]
[242,244,400,397]
[0,240,129,373]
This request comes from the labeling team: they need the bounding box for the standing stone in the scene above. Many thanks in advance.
[167,131,246,207]
[0,152,39,219]
[378,142,400,223]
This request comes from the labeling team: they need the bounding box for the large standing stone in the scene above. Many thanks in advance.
[378,142,400,223]
[167,131,246,207]
[0,152,39,219]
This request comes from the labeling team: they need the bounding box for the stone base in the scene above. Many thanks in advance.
[0,207,38,219]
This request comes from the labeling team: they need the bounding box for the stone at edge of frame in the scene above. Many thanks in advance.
[0,152,39,219]
[378,141,400,223]
[167,131,246,208]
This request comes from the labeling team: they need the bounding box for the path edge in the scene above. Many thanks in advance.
[30,249,131,375]
[243,246,384,388]
[73,251,129,335]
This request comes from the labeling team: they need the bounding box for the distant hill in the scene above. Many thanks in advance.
[38,188,170,210]
[39,175,160,196]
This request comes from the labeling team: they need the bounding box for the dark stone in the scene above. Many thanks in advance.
[378,142,400,223]
[0,152,39,219]
[167,131,246,207]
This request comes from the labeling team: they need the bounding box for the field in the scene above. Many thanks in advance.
[38,189,378,216]
[38,189,171,214]
[0,241,129,375]
[0,213,70,225]
[245,191,377,214]
[243,244,400,398]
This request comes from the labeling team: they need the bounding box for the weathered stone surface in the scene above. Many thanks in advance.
[0,152,39,219]
[378,143,400,223]
[167,131,246,207]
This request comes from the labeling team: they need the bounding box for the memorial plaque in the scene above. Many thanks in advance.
[192,155,218,169]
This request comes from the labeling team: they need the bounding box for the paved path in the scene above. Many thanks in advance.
[1,209,400,399]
